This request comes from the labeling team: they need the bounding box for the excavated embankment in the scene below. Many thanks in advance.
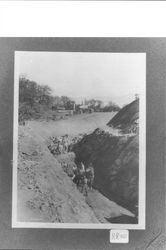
[46,133,136,223]
[72,129,138,216]
[18,127,135,224]
[18,100,139,224]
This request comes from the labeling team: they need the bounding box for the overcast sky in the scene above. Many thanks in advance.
[16,52,146,106]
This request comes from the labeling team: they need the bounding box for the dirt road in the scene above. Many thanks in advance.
[26,112,116,139]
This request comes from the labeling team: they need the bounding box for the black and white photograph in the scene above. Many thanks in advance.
[13,51,146,229]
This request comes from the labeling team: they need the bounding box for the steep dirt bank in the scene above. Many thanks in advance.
[72,129,138,215]
[18,126,99,223]
[46,134,136,222]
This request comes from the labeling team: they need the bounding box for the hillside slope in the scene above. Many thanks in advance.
[17,126,99,223]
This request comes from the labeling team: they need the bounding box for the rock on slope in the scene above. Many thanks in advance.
[17,126,99,223]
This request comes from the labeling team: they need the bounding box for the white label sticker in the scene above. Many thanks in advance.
[110,229,129,243]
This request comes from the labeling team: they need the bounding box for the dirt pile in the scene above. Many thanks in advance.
[107,99,139,133]
[18,126,99,223]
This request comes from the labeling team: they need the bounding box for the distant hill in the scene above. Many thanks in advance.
[107,99,139,133]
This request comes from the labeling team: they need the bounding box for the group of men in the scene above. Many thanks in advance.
[48,135,69,155]
[72,162,95,196]
[48,134,86,155]
[48,135,95,196]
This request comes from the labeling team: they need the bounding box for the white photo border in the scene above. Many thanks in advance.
[12,51,146,230]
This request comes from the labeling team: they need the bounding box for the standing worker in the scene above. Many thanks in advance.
[82,176,88,196]
[77,162,85,193]
[86,163,95,190]
[80,162,85,173]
